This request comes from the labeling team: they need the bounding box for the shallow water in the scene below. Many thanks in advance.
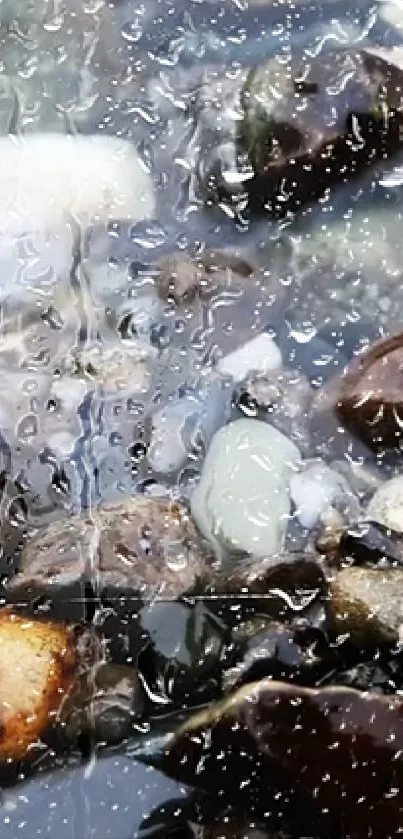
[2,0,403,836]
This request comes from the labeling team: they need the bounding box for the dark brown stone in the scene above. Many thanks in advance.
[238,48,403,216]
[312,331,403,452]
[162,680,403,838]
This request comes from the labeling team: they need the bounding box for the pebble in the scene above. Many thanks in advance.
[61,340,157,395]
[223,621,335,693]
[366,475,403,533]
[290,461,360,530]
[156,252,202,304]
[191,418,301,559]
[311,331,403,453]
[237,369,313,456]
[217,332,282,383]
[337,520,403,568]
[7,495,215,614]
[209,550,326,625]
[0,134,155,236]
[161,680,403,839]
[155,250,255,306]
[329,565,403,646]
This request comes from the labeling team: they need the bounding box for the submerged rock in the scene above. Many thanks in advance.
[156,250,255,305]
[161,680,403,838]
[337,520,403,567]
[329,565,403,646]
[223,620,335,692]
[194,47,403,218]
[290,461,360,530]
[202,820,283,839]
[208,551,326,624]
[0,610,77,763]
[138,600,231,708]
[62,660,145,747]
[236,368,313,454]
[217,333,282,383]
[0,609,146,763]
[7,496,215,610]
[191,418,301,559]
[311,331,403,452]
[59,338,157,396]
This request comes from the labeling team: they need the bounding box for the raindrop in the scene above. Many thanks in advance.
[51,468,70,497]
[129,441,147,462]
[236,391,258,418]
[121,19,143,43]
[7,497,28,528]
[118,313,138,340]
[16,413,38,441]
[150,322,171,349]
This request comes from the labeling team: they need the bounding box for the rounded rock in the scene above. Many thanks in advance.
[191,418,301,558]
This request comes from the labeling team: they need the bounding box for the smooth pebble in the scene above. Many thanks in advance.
[191,417,301,559]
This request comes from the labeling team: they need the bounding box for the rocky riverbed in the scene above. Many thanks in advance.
[3,1,403,838]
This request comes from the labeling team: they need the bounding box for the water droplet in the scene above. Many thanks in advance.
[129,441,147,462]
[161,538,188,571]
[16,413,38,441]
[51,468,70,497]
[7,497,28,528]
[289,323,317,344]
[121,19,143,43]
[236,391,258,418]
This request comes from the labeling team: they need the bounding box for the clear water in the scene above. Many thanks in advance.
[0,1,403,836]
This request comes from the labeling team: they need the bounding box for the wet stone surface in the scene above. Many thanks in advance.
[3,1,403,837]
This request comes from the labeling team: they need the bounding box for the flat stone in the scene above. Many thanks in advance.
[191,418,301,558]
[7,496,215,611]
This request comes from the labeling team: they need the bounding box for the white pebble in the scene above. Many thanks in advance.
[0,134,155,236]
[217,333,282,383]
[191,418,301,558]
[290,461,354,530]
